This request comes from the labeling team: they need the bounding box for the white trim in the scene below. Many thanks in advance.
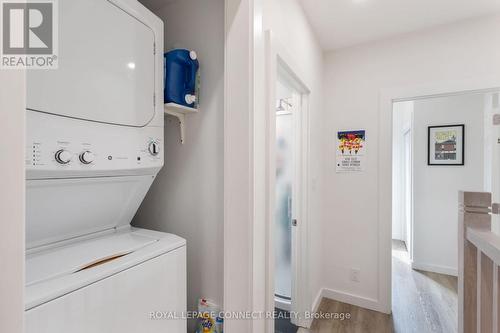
[252,0,267,331]
[315,288,384,313]
[223,1,258,332]
[0,66,26,333]
[380,75,500,315]
[311,288,323,313]
[411,261,458,277]
[264,30,277,333]
[264,30,312,331]
[299,288,324,329]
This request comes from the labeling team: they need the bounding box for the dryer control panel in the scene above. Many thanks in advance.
[26,111,164,179]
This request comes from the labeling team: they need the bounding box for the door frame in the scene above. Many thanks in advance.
[379,76,500,314]
[265,30,312,330]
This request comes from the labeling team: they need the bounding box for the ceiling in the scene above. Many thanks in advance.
[298,0,500,50]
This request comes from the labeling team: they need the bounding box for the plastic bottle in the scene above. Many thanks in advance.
[215,316,223,333]
[196,299,219,333]
[164,49,200,108]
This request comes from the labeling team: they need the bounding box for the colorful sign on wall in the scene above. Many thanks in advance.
[336,130,366,172]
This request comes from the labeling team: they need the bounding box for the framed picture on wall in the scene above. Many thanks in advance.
[428,124,465,166]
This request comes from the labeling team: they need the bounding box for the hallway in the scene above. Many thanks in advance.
[392,240,457,332]
[303,240,457,332]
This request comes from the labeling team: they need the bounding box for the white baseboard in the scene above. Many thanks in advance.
[312,288,323,312]
[311,288,323,313]
[411,261,458,277]
[299,289,323,329]
[315,288,385,313]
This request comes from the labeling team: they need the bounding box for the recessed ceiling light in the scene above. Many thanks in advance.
[127,62,136,69]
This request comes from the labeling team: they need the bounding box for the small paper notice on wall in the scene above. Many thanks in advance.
[336,130,366,172]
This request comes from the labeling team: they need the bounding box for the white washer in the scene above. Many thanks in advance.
[25,1,186,332]
[25,229,186,333]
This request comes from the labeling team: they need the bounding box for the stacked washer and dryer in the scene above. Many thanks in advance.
[24,0,186,332]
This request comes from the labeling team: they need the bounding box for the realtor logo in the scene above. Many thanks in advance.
[1,0,58,69]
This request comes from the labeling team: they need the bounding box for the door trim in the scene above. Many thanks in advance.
[265,30,312,330]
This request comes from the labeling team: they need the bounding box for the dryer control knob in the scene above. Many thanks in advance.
[79,151,95,164]
[55,149,72,164]
[148,142,160,156]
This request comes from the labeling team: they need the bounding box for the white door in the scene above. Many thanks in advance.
[274,101,294,308]
[290,92,304,325]
[403,130,412,255]
[274,90,304,325]
[27,0,156,127]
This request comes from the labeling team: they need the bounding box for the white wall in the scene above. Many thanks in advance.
[263,0,325,312]
[133,0,224,330]
[323,15,500,310]
[0,71,25,333]
[412,94,485,276]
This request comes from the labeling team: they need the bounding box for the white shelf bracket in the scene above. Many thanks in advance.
[164,103,198,144]
[165,110,186,144]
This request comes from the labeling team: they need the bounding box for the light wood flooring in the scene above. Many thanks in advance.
[300,240,458,333]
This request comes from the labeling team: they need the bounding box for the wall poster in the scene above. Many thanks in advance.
[336,130,366,172]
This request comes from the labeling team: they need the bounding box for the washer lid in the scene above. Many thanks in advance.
[26,232,157,286]
[27,0,156,127]
[25,228,186,310]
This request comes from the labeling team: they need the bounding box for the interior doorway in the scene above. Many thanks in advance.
[390,90,500,332]
[265,32,312,333]
[392,101,413,258]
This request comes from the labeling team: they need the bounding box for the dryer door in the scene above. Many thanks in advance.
[27,0,156,127]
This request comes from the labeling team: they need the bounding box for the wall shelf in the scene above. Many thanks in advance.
[164,103,198,144]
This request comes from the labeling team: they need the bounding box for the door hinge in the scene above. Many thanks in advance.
[292,219,298,227]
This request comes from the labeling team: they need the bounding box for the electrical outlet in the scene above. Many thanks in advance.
[350,268,360,283]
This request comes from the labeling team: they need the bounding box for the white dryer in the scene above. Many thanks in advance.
[24,0,186,332]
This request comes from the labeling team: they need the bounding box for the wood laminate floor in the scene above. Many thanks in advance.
[300,240,457,333]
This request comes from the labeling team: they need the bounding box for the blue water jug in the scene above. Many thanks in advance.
[164,49,199,108]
